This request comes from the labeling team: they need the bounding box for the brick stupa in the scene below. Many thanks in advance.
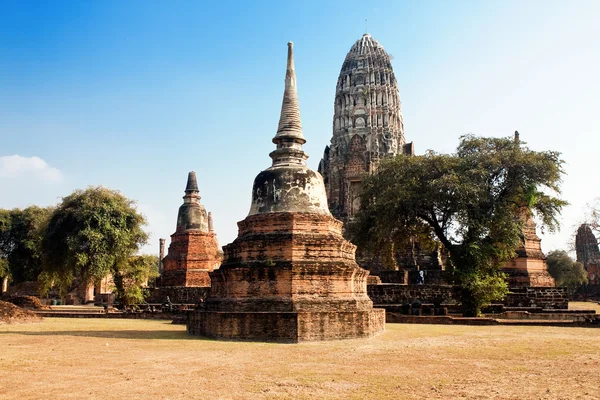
[159,172,222,287]
[187,42,385,342]
[501,210,555,287]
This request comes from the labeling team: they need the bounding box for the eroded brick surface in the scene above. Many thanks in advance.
[159,231,221,287]
[501,211,555,287]
[188,43,384,341]
[157,172,222,288]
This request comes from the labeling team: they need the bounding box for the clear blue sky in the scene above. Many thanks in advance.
[1,0,599,254]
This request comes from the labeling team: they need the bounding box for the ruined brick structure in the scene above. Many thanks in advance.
[188,42,385,342]
[158,238,165,274]
[316,34,444,277]
[501,210,555,287]
[367,284,568,310]
[575,224,600,285]
[158,172,222,287]
[318,33,413,221]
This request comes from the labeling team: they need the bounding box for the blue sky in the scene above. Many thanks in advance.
[1,0,599,254]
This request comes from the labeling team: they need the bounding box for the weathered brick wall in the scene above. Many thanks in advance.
[188,309,385,342]
[148,284,569,310]
[504,287,569,309]
[368,284,455,305]
[378,271,408,284]
[367,284,569,310]
[159,231,222,287]
[146,286,210,304]
[189,212,384,341]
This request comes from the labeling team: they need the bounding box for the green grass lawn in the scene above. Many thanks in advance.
[1,318,599,399]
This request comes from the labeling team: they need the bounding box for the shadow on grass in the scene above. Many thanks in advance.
[0,325,213,340]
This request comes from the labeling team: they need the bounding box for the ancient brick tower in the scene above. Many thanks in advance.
[575,224,600,285]
[318,33,412,220]
[159,172,222,287]
[501,210,555,287]
[187,42,385,342]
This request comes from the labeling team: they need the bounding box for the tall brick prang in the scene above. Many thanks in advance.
[158,172,222,287]
[187,42,385,342]
[318,34,412,222]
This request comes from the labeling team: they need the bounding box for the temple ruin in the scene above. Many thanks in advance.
[575,223,600,285]
[500,210,555,287]
[187,42,385,342]
[317,33,443,279]
[318,33,413,221]
[158,172,222,287]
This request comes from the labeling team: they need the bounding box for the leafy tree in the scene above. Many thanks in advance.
[41,187,148,296]
[0,207,53,284]
[0,256,9,293]
[0,209,11,290]
[0,209,11,251]
[113,255,159,307]
[546,250,588,293]
[349,134,566,316]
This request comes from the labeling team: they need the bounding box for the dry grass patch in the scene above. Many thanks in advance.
[569,301,600,313]
[1,318,599,399]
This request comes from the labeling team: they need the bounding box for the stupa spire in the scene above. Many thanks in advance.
[176,171,208,232]
[185,171,199,195]
[270,42,308,167]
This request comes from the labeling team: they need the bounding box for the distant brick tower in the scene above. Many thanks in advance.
[319,34,412,221]
[159,172,222,287]
[187,42,384,342]
[575,224,600,285]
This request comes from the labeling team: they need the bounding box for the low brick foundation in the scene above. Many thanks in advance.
[368,284,455,305]
[385,314,499,325]
[187,308,385,342]
[367,284,569,310]
[503,287,568,309]
[146,286,210,304]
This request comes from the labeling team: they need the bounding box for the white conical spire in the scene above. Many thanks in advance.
[275,42,305,141]
[269,42,309,167]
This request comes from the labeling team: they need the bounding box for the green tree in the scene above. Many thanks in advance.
[0,209,11,291]
[0,256,9,293]
[0,207,53,285]
[546,250,588,293]
[349,134,566,316]
[113,255,159,307]
[41,187,148,296]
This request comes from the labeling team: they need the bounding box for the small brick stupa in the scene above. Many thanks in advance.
[159,172,222,287]
[187,42,385,342]
[501,210,555,287]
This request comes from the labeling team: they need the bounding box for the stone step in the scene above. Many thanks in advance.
[44,306,105,314]
[495,319,575,326]
[38,310,105,315]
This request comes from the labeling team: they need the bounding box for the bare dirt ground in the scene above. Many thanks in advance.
[1,318,598,400]
[0,301,43,324]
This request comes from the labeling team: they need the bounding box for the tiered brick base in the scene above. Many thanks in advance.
[187,212,385,342]
[159,231,221,287]
[188,309,385,342]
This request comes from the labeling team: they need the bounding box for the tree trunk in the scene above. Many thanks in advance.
[1,276,8,294]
